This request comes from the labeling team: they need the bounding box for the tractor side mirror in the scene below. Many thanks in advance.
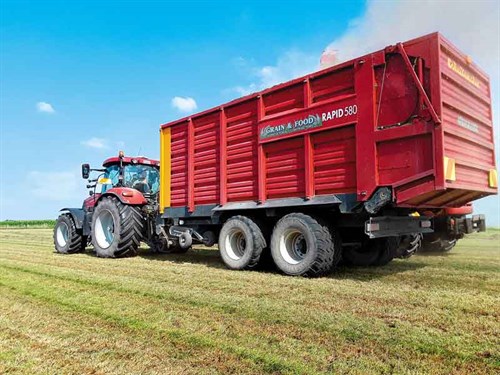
[89,190,94,196]
[82,164,90,179]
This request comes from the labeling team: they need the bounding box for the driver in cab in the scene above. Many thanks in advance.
[132,170,151,194]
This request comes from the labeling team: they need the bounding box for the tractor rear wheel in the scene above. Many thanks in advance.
[54,214,87,254]
[91,197,144,258]
[270,213,340,277]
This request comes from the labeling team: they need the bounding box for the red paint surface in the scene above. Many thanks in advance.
[83,195,99,209]
[103,156,159,167]
[445,204,473,216]
[98,188,147,206]
[161,33,497,210]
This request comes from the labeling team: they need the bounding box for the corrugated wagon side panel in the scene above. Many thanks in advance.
[264,137,305,199]
[170,123,189,207]
[225,102,259,202]
[439,36,496,194]
[192,113,220,206]
[312,126,357,196]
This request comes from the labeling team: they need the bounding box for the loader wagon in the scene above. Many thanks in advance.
[158,33,497,276]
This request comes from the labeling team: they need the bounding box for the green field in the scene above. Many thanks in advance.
[0,220,56,229]
[0,228,498,374]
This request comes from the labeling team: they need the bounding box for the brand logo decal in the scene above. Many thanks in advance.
[457,116,479,133]
[260,114,322,139]
[447,58,480,88]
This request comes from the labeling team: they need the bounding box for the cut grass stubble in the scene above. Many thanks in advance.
[0,228,499,374]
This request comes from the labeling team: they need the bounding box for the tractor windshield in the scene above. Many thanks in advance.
[123,165,160,194]
[101,164,160,194]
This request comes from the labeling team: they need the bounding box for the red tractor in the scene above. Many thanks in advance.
[53,152,169,257]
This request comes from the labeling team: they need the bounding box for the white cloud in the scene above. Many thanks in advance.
[326,0,500,226]
[229,51,319,96]
[27,171,81,201]
[36,101,55,113]
[81,137,108,149]
[325,1,500,81]
[171,96,198,113]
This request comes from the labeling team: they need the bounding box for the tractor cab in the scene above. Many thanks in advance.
[100,157,160,195]
[82,152,160,198]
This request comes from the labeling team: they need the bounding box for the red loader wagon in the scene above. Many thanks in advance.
[52,33,498,275]
[154,32,497,276]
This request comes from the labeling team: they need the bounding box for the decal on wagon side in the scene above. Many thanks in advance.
[259,104,358,140]
[457,115,479,133]
[260,114,322,139]
[447,58,480,88]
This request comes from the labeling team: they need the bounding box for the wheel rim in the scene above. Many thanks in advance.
[225,228,247,260]
[279,228,307,265]
[56,222,69,247]
[95,210,115,249]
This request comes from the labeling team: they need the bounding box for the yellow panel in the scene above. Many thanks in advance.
[443,156,456,181]
[160,127,171,212]
[489,169,498,188]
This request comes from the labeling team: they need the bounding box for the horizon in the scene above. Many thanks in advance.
[1,0,499,224]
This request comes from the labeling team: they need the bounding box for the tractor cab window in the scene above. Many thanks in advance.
[100,165,120,193]
[124,165,160,195]
[100,164,159,194]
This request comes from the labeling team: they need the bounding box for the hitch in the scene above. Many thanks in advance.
[168,225,205,249]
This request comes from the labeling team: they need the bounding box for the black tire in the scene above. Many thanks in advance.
[396,233,422,258]
[219,216,266,270]
[202,231,216,247]
[342,242,380,267]
[150,238,190,254]
[372,237,400,266]
[343,237,398,267]
[441,239,457,252]
[270,213,340,277]
[421,237,457,253]
[53,214,86,254]
[149,238,191,254]
[169,241,191,254]
[91,197,144,258]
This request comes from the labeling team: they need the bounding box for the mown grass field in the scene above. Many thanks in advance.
[0,227,498,374]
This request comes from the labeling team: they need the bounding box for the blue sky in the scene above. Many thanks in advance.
[1,0,499,225]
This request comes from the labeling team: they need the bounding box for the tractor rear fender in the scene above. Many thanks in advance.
[96,187,147,206]
[59,208,85,229]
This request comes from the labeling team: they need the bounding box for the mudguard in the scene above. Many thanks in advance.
[96,187,147,206]
[59,208,85,229]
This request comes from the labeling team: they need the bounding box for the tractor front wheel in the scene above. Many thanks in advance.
[91,197,144,258]
[54,214,87,254]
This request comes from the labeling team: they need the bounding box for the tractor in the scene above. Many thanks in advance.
[53,152,173,257]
